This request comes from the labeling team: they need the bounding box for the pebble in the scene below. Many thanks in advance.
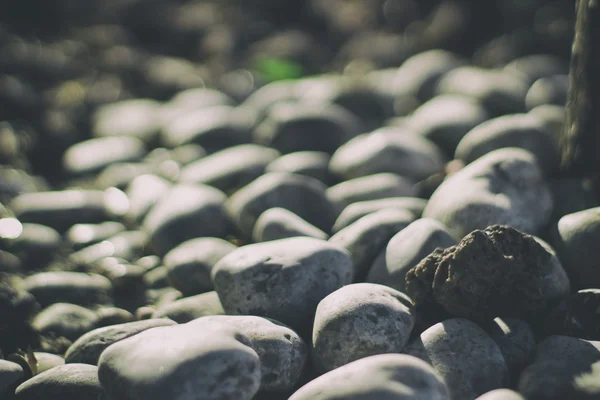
[94,307,136,327]
[405,225,570,324]
[406,318,508,400]
[94,162,154,190]
[423,148,553,240]
[454,113,559,174]
[211,237,353,335]
[22,271,113,307]
[289,353,450,400]
[32,303,99,342]
[125,174,172,225]
[476,389,525,400]
[329,209,414,280]
[553,207,600,290]
[64,318,177,365]
[0,360,24,398]
[14,363,105,400]
[332,197,426,233]
[252,207,329,242]
[518,335,600,399]
[152,291,225,323]
[1,222,60,268]
[226,172,336,239]
[62,136,146,177]
[436,66,528,116]
[503,54,568,85]
[312,283,415,373]
[253,101,363,155]
[163,237,237,296]
[193,315,307,392]
[367,218,456,293]
[329,127,445,182]
[525,74,568,110]
[406,94,489,156]
[528,104,565,138]
[179,144,280,194]
[92,99,162,143]
[142,183,229,255]
[546,289,600,340]
[266,151,332,185]
[66,221,125,251]
[33,352,65,373]
[326,173,417,215]
[143,265,169,289]
[98,321,261,400]
[69,230,149,268]
[160,88,234,125]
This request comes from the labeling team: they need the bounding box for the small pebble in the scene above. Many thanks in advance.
[22,271,113,307]
[15,363,104,400]
[265,151,332,185]
[253,207,329,242]
[152,291,225,323]
[32,303,99,342]
[0,360,24,398]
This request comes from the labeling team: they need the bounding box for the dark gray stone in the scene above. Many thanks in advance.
[65,318,177,365]
[226,172,336,239]
[2,223,61,268]
[142,184,229,256]
[32,303,99,342]
[423,148,553,240]
[289,354,450,400]
[15,363,104,400]
[546,289,600,341]
[329,128,445,183]
[152,291,225,323]
[163,237,237,296]
[329,209,414,280]
[22,271,112,307]
[211,237,353,335]
[98,321,261,400]
[525,75,568,110]
[253,208,329,242]
[266,151,332,185]
[312,283,415,373]
[0,360,24,399]
[405,318,508,400]
[367,218,456,293]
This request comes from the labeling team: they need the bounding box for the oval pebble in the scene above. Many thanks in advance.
[15,363,104,400]
[312,283,415,373]
[32,303,99,342]
[266,151,332,185]
[252,207,329,242]
[152,291,225,323]
[0,360,24,398]
[476,389,525,400]
[22,271,112,307]
[211,237,353,335]
[93,99,162,143]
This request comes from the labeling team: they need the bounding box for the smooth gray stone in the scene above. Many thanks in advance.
[391,49,465,101]
[326,173,417,215]
[94,162,155,190]
[266,151,332,185]
[504,54,568,85]
[63,136,146,176]
[152,291,225,323]
[312,283,415,373]
[3,222,61,266]
[163,237,237,296]
[518,336,600,400]
[211,237,353,335]
[69,230,149,267]
[476,389,525,400]
[525,75,568,110]
[15,364,105,400]
[423,148,553,240]
[329,128,445,182]
[553,207,600,290]
[289,354,450,400]
[179,144,280,194]
[366,218,456,292]
[436,66,528,116]
[22,271,112,307]
[405,318,508,400]
[332,197,426,233]
[142,183,229,256]
[143,265,170,289]
[32,303,99,342]
[241,80,299,119]
[253,101,363,155]
[484,318,536,384]
[160,88,234,125]
[329,209,414,280]
[98,322,261,400]
[192,315,307,392]
[93,99,161,142]
[253,208,329,242]
[66,222,126,251]
[0,360,24,398]
[33,352,65,373]
[94,307,136,327]
[528,104,565,138]
[65,318,177,365]
[454,113,559,174]
[125,174,172,225]
[406,94,489,156]
[226,172,336,239]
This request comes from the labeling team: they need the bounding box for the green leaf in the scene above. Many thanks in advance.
[255,57,304,82]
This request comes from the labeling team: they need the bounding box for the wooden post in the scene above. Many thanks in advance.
[561,0,600,178]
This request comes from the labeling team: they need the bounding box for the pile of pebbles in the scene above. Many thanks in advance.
[2,1,599,399]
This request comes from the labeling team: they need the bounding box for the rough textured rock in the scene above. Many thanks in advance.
[312,283,415,373]
[289,354,450,400]
[211,237,353,335]
[98,321,261,400]
[405,225,570,324]
[405,318,508,400]
[14,364,104,400]
[423,148,553,240]
[64,318,177,365]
